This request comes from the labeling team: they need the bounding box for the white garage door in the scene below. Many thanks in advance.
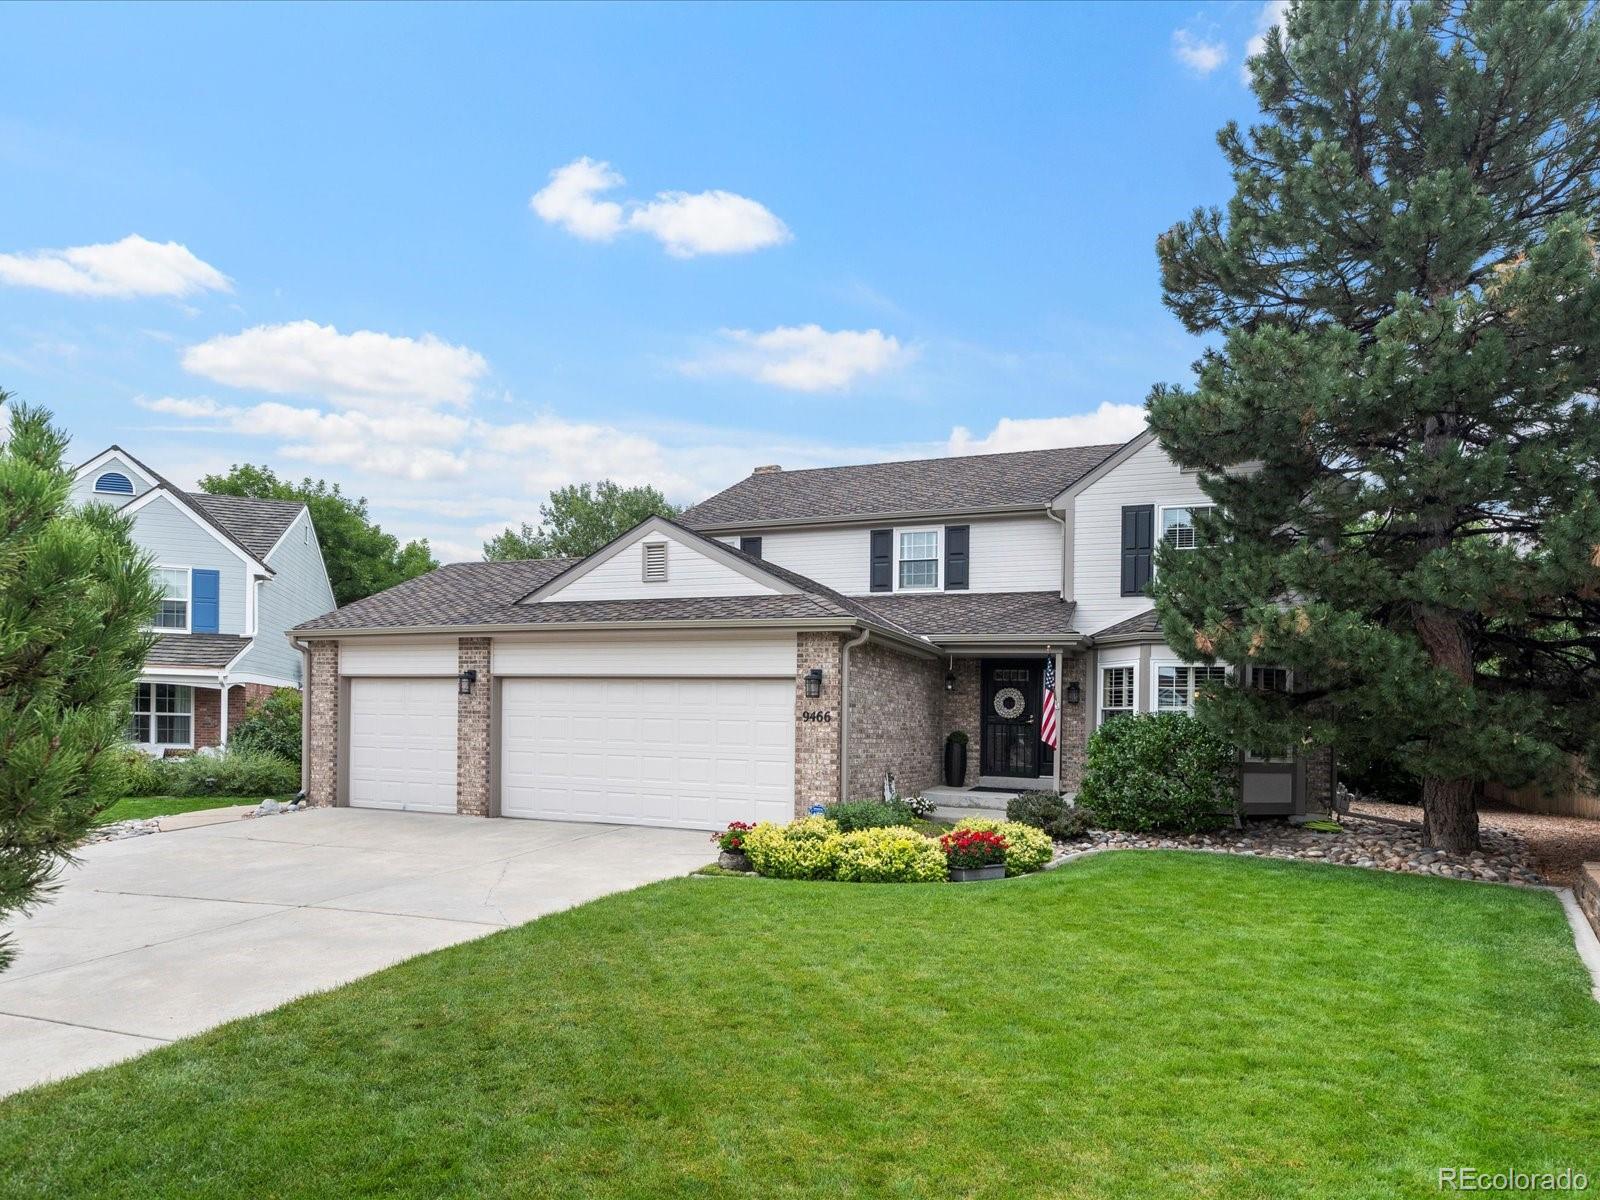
[500,677,794,830]
[347,678,458,813]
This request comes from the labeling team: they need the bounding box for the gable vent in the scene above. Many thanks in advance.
[642,541,669,582]
[95,471,134,495]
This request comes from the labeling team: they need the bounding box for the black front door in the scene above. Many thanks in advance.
[980,660,1041,778]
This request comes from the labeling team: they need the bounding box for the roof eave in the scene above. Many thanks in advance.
[687,502,1051,535]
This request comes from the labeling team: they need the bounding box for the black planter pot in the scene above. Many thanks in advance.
[943,740,967,787]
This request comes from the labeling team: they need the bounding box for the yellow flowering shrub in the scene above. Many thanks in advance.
[952,818,1053,875]
[834,826,947,883]
[742,816,844,880]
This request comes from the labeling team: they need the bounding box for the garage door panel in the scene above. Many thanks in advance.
[500,676,794,830]
[348,678,457,814]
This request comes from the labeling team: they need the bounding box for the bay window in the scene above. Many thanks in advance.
[1156,663,1229,714]
[1099,665,1136,726]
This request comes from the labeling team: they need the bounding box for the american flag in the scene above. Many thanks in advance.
[1040,658,1059,750]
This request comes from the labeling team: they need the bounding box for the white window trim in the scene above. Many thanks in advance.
[1152,659,1229,716]
[130,681,196,751]
[893,526,941,593]
[1157,503,1215,553]
[148,565,193,635]
[1096,660,1139,729]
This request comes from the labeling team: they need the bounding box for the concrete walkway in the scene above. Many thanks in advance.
[0,809,712,1097]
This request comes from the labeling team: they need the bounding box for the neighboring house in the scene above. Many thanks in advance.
[289,430,1333,830]
[72,447,336,756]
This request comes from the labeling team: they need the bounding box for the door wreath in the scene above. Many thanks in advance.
[992,687,1026,720]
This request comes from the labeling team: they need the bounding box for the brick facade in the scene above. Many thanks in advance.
[193,688,222,752]
[1575,864,1600,941]
[457,636,493,816]
[794,632,843,816]
[939,658,981,786]
[305,640,340,807]
[1057,652,1090,794]
[1303,745,1336,815]
[845,639,944,802]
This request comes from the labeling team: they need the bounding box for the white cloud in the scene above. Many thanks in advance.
[181,321,488,409]
[1173,28,1227,76]
[1242,0,1290,82]
[0,234,230,298]
[530,157,790,257]
[138,395,223,418]
[947,403,1148,455]
[528,157,626,241]
[680,325,912,393]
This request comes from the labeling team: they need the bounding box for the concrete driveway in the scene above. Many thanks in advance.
[0,809,713,1098]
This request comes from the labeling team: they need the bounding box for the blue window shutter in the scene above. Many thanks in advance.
[192,570,220,633]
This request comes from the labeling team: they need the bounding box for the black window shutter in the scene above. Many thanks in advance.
[739,535,763,559]
[869,528,893,592]
[943,525,969,590]
[1121,505,1154,596]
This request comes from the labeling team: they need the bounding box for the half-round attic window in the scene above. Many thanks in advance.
[94,471,134,495]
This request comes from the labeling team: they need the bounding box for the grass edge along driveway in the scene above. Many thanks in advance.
[2,851,1596,1199]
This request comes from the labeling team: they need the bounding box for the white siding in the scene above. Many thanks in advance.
[1071,439,1211,635]
[733,516,1062,595]
[71,452,154,508]
[130,495,247,634]
[494,632,795,678]
[234,509,337,685]
[550,527,780,602]
[339,638,459,676]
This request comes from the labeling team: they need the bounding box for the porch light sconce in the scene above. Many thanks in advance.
[458,669,478,696]
[1065,680,1082,706]
[805,668,824,698]
[944,669,956,692]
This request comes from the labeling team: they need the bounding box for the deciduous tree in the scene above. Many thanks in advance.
[482,480,679,560]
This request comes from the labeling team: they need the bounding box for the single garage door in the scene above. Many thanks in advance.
[500,677,794,830]
[347,677,458,812]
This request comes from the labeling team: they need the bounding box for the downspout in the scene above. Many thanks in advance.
[1044,505,1068,599]
[291,637,311,796]
[838,627,871,803]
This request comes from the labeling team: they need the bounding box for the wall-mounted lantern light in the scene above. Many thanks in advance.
[1065,680,1082,706]
[944,669,957,692]
[805,667,824,698]
[458,669,478,696]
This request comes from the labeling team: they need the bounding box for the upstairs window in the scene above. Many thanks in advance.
[897,530,939,590]
[94,471,134,495]
[1161,504,1215,550]
[1100,665,1136,726]
[154,567,190,630]
[129,683,192,746]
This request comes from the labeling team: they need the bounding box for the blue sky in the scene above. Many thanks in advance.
[2,1,1283,560]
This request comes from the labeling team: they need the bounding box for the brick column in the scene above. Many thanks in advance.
[794,632,843,816]
[305,640,340,806]
[939,658,981,786]
[1057,652,1090,795]
[457,636,493,817]
[1303,746,1336,815]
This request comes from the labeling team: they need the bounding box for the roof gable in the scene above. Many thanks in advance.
[680,442,1127,530]
[186,492,305,559]
[522,517,796,604]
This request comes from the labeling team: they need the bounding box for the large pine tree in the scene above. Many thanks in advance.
[1148,0,1600,852]
[0,398,159,971]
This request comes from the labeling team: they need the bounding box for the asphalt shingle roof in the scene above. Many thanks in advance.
[146,633,252,669]
[858,592,1078,638]
[1093,609,1162,638]
[294,559,576,632]
[186,493,306,559]
[680,442,1125,529]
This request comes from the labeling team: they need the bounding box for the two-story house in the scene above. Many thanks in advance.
[289,429,1332,827]
[73,446,336,755]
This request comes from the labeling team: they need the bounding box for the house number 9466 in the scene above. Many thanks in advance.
[802,709,834,723]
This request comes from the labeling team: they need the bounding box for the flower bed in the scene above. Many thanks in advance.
[736,816,1052,884]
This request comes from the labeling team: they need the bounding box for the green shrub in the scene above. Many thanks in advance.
[742,817,844,880]
[822,798,915,832]
[1006,790,1065,830]
[230,690,302,763]
[834,826,947,883]
[114,745,167,797]
[952,818,1053,875]
[1077,712,1237,833]
[1047,805,1093,840]
[131,748,301,798]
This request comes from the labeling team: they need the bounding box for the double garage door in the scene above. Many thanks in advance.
[346,670,794,830]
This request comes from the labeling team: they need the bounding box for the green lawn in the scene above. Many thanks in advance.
[94,795,291,824]
[3,853,1597,1198]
